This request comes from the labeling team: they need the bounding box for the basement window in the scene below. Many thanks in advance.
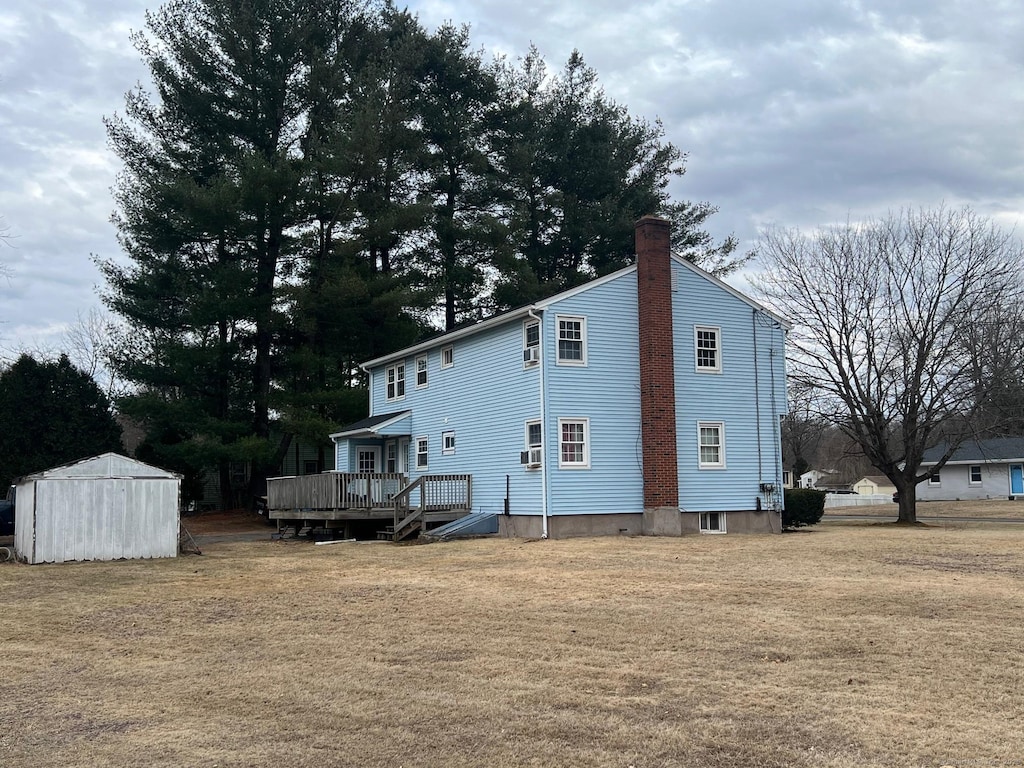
[700,512,727,534]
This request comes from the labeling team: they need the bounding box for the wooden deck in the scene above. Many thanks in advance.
[266,472,473,540]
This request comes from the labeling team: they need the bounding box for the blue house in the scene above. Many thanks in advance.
[327,216,789,538]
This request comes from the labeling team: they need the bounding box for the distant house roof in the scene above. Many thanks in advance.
[856,475,894,487]
[922,437,1024,465]
[329,410,412,440]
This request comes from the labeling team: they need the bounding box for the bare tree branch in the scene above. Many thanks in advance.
[753,206,1024,523]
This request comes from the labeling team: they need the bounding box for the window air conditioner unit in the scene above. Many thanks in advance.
[522,447,542,467]
[523,346,540,364]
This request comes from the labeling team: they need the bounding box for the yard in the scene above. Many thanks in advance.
[1,517,1022,767]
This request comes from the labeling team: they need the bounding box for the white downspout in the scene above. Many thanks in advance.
[528,308,549,539]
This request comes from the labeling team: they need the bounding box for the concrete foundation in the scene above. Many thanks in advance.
[497,509,781,538]
[642,506,683,536]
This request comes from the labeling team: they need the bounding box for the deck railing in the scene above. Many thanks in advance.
[267,472,406,511]
[389,474,473,540]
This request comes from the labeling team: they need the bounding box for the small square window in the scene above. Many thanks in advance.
[698,422,725,469]
[415,355,428,388]
[928,472,941,485]
[442,431,456,455]
[700,511,727,533]
[695,326,721,373]
[441,345,454,369]
[969,465,982,484]
[415,437,429,470]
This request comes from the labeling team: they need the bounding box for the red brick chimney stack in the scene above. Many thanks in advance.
[635,215,680,528]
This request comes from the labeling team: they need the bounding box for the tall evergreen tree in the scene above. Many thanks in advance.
[0,355,123,489]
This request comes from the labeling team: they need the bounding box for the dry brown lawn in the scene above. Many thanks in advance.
[829,497,1024,519]
[2,520,1022,767]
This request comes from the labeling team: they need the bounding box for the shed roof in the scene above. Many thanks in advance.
[19,452,181,481]
[921,437,1024,465]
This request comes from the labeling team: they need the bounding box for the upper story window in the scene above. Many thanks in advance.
[415,354,428,388]
[698,421,725,469]
[386,363,405,401]
[442,431,456,455]
[441,345,454,369]
[556,316,586,366]
[523,320,540,366]
[558,417,590,469]
[695,326,721,373]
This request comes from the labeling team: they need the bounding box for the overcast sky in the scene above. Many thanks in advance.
[1,0,1022,356]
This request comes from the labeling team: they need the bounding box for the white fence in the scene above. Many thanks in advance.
[823,494,894,509]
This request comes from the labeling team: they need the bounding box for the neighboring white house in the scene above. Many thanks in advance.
[917,438,1024,501]
[14,453,181,564]
[799,469,837,489]
[853,475,896,496]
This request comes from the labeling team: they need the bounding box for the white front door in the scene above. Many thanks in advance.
[355,446,383,503]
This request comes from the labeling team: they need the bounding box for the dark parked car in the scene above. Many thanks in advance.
[0,486,14,536]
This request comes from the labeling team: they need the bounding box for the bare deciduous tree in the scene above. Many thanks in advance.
[755,206,1024,523]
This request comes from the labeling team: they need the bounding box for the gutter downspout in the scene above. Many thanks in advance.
[528,308,549,539]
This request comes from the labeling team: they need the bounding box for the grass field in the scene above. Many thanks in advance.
[2,519,1022,767]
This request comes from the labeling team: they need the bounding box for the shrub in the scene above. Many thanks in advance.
[782,488,826,529]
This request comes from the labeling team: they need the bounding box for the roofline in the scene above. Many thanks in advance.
[921,458,1024,466]
[359,255,790,370]
[360,264,638,369]
[329,410,412,439]
[671,254,793,330]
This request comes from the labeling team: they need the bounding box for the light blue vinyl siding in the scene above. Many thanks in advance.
[672,260,787,511]
[544,272,643,516]
[369,321,544,515]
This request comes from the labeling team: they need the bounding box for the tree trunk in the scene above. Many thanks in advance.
[895,477,918,524]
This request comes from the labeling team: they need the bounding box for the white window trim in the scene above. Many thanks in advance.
[385,363,406,402]
[523,320,541,367]
[415,436,429,471]
[694,325,722,374]
[442,430,456,455]
[700,511,727,534]
[697,421,726,470]
[415,354,428,389]
[557,417,590,469]
[441,345,454,369]
[968,465,982,485]
[928,472,941,485]
[555,315,587,367]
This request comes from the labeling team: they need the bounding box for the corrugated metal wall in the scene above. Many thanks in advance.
[17,477,179,564]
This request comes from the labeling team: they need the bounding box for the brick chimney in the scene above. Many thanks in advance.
[636,215,680,534]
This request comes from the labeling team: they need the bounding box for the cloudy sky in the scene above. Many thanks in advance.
[1,0,1022,355]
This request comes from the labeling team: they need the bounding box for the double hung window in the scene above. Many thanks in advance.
[698,422,725,469]
[556,316,586,365]
[558,418,590,468]
[386,363,405,401]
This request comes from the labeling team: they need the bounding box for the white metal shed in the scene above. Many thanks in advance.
[13,453,181,564]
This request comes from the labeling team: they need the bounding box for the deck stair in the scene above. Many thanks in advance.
[380,474,473,542]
